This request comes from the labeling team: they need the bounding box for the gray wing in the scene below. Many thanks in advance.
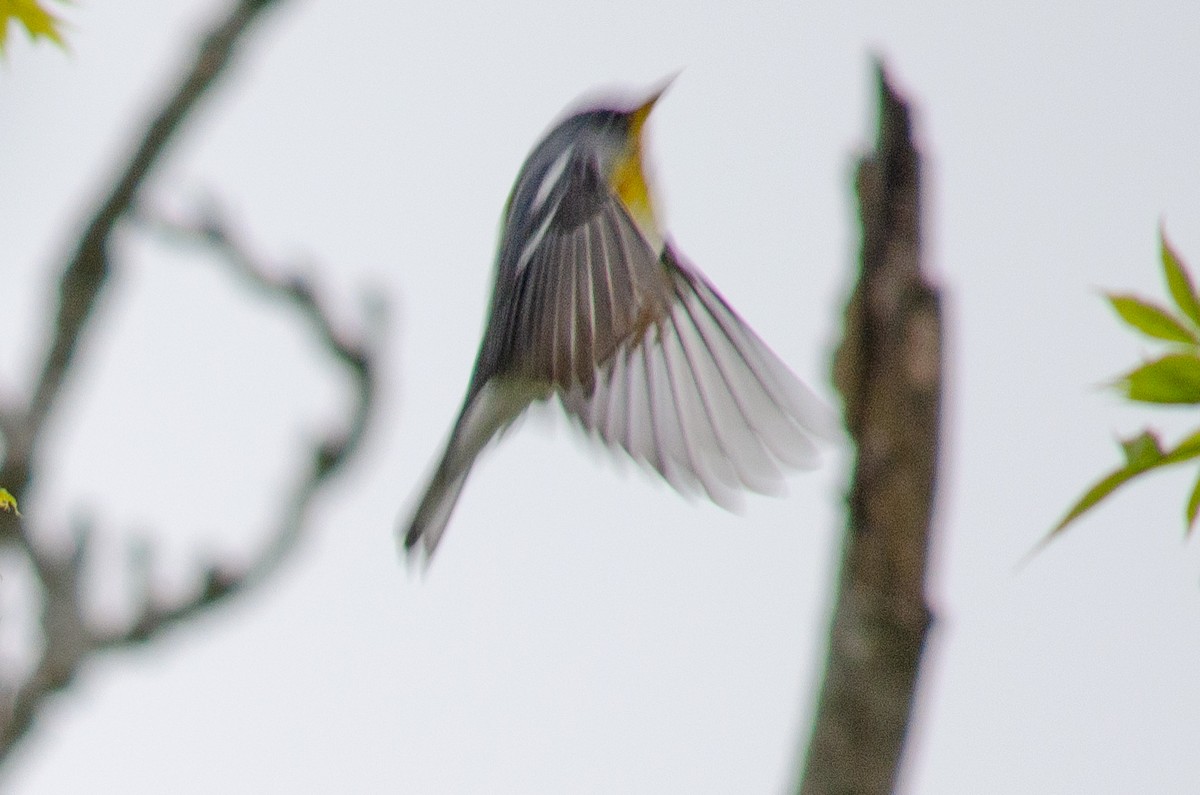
[476,147,835,505]
[482,153,673,395]
[559,244,838,508]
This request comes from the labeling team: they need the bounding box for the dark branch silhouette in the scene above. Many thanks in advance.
[2,0,287,507]
[0,0,382,765]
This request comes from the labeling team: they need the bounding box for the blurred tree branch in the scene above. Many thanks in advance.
[0,0,382,766]
[2,0,285,505]
[797,62,942,794]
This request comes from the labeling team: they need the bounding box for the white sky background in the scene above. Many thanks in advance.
[2,0,1199,792]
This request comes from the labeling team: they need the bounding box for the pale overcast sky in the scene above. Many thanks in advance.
[3,1,1200,792]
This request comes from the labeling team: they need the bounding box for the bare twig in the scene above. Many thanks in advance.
[0,0,285,535]
[1,527,92,755]
[99,200,381,634]
[797,62,942,794]
[0,0,387,769]
[0,202,380,763]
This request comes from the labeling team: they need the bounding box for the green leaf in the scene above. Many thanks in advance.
[1051,231,1200,550]
[1119,430,1164,469]
[1161,429,1200,464]
[1187,472,1200,537]
[1052,465,1144,535]
[1162,227,1200,328]
[0,0,66,51]
[0,487,18,518]
[1106,293,1198,344]
[1118,353,1200,404]
[1051,428,1200,540]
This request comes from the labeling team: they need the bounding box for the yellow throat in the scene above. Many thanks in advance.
[611,93,664,252]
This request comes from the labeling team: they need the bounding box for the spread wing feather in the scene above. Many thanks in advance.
[559,245,837,506]
[501,193,670,391]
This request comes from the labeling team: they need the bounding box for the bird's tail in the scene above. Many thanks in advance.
[403,454,473,562]
[401,378,546,564]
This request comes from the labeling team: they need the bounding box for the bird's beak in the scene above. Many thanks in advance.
[630,73,679,134]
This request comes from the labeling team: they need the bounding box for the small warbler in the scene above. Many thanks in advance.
[402,82,836,561]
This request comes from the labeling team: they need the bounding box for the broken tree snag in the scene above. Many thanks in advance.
[798,62,943,795]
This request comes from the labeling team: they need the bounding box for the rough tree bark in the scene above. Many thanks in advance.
[797,63,943,794]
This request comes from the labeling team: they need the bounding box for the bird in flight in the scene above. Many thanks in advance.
[402,82,837,562]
